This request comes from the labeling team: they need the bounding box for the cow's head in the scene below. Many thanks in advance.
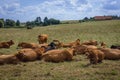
[8,40,14,45]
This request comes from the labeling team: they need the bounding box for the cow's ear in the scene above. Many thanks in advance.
[10,40,12,42]
[76,39,80,42]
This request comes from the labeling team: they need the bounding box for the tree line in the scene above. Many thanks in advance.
[0,19,20,28]
[79,15,120,23]
[26,17,60,27]
[0,16,60,28]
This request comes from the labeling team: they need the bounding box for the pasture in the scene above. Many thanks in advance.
[0,20,120,80]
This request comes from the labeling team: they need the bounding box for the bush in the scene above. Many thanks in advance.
[5,19,16,27]
[27,26,33,29]
[49,18,60,25]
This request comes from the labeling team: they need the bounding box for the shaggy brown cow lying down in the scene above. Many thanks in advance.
[98,48,120,60]
[17,42,48,49]
[16,47,45,62]
[0,40,14,48]
[16,48,38,62]
[60,39,80,48]
[38,34,48,44]
[85,48,105,64]
[0,54,19,65]
[81,40,98,46]
[41,48,75,62]
[73,45,97,55]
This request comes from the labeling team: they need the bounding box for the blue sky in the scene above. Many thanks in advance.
[0,0,120,22]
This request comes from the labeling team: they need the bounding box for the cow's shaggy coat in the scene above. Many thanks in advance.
[41,48,75,62]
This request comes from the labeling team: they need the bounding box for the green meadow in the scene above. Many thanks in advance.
[0,20,120,80]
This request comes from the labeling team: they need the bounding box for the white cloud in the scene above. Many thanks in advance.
[76,3,92,12]
[4,3,20,11]
[0,6,5,15]
[0,0,120,22]
[0,0,20,15]
[70,0,79,6]
[110,1,117,5]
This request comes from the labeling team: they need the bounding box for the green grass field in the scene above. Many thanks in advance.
[0,20,120,80]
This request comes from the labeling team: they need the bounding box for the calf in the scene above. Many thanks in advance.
[38,34,48,44]
[61,39,80,48]
[0,40,14,48]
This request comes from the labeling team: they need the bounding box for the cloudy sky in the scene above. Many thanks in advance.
[0,0,120,22]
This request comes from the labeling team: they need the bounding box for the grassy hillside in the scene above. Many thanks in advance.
[0,20,120,80]
[61,20,79,24]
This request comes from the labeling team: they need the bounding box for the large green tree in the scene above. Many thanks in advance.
[0,20,4,28]
[43,17,49,26]
[34,17,42,26]
[16,20,20,26]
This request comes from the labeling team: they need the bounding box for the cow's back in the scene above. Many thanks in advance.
[98,48,120,60]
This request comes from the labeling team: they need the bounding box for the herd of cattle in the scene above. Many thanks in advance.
[0,34,120,65]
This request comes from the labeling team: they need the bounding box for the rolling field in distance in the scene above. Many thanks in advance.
[0,20,120,80]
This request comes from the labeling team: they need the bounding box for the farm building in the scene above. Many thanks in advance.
[94,16,112,20]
